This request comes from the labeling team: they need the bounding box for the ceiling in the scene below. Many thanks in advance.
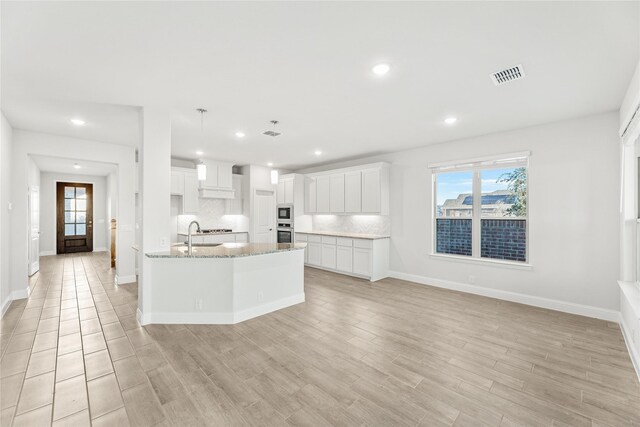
[2,1,638,169]
[31,155,117,177]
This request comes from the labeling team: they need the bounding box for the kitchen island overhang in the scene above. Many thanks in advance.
[142,243,306,324]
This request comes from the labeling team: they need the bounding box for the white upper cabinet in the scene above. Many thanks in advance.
[329,174,345,213]
[284,179,294,204]
[171,167,199,214]
[344,171,362,213]
[304,163,389,215]
[276,177,295,205]
[217,163,233,189]
[225,174,244,215]
[316,175,331,213]
[305,177,317,213]
[361,168,381,213]
[277,181,285,204]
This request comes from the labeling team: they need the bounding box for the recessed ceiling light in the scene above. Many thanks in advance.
[70,118,86,126]
[235,131,245,138]
[372,63,391,76]
[73,163,81,169]
[314,150,322,156]
[444,117,458,125]
[267,162,273,167]
[196,150,204,156]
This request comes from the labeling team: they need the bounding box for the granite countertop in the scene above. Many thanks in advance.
[145,242,306,259]
[296,230,390,240]
[177,231,249,236]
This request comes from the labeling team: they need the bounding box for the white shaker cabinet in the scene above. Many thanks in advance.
[305,177,317,213]
[226,174,244,215]
[170,171,184,196]
[361,168,381,214]
[344,171,362,213]
[276,177,295,205]
[329,174,345,213]
[316,175,331,213]
[296,233,389,281]
[171,167,199,214]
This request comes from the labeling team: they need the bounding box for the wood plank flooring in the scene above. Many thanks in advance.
[1,251,639,426]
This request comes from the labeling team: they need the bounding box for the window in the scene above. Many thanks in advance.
[64,186,87,236]
[432,154,528,263]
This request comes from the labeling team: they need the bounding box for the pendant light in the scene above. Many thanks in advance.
[270,169,279,185]
[196,108,207,181]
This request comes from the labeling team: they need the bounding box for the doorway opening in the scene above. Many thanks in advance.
[57,182,93,254]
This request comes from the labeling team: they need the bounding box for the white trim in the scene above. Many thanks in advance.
[138,293,305,325]
[39,250,55,256]
[389,271,619,322]
[115,274,136,286]
[1,295,12,317]
[429,253,533,271]
[93,247,107,252]
[12,286,30,300]
[428,151,530,170]
[619,311,640,382]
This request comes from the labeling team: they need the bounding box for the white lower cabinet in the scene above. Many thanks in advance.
[353,248,372,277]
[322,244,337,269]
[336,246,353,272]
[178,232,248,244]
[297,233,389,281]
[307,242,322,266]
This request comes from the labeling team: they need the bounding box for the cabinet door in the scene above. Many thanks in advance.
[321,244,337,269]
[170,172,184,196]
[235,233,248,243]
[202,162,218,188]
[183,172,199,213]
[226,175,243,215]
[353,248,372,276]
[345,171,362,213]
[308,243,322,266]
[336,246,353,272]
[217,163,233,189]
[316,176,331,213]
[362,168,381,213]
[277,181,285,204]
[305,178,317,213]
[329,174,345,213]
[284,180,294,204]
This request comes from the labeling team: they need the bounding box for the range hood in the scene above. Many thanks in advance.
[198,160,236,199]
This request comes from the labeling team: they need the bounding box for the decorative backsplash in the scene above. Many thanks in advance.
[173,198,248,238]
[311,215,390,236]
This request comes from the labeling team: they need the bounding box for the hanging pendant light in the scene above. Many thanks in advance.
[270,169,279,185]
[196,108,207,181]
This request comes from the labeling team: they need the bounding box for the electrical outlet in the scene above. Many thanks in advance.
[468,275,476,284]
[257,291,264,301]
[160,238,167,247]
[195,298,203,311]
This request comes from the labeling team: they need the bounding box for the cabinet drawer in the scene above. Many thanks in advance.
[308,235,322,243]
[353,239,373,249]
[336,238,353,247]
[296,233,307,242]
[321,236,337,245]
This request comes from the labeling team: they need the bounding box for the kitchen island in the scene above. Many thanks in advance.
[143,242,306,324]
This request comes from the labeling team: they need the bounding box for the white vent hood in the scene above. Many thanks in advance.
[198,160,236,199]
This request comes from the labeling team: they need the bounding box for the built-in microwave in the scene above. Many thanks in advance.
[277,205,293,221]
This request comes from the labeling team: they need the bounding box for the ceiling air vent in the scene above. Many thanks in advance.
[490,64,525,86]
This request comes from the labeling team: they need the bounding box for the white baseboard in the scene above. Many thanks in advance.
[93,247,107,253]
[1,295,12,317]
[39,250,56,256]
[619,312,640,382]
[115,275,137,286]
[388,271,619,322]
[138,293,305,325]
[12,286,30,300]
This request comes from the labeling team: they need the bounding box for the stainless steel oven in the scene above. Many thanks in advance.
[277,222,294,243]
[277,205,293,221]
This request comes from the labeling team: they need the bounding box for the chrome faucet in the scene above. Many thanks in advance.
[187,220,201,254]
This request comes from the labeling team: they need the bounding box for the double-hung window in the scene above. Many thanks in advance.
[431,152,529,264]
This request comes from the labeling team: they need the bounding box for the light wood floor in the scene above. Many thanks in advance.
[1,252,639,426]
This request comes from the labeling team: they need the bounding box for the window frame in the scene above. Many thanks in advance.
[431,153,530,266]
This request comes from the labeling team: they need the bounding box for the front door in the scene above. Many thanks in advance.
[254,190,275,243]
[57,182,93,254]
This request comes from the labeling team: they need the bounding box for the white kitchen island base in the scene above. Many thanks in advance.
[141,244,305,324]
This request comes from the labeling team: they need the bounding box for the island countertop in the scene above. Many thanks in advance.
[296,230,390,240]
[145,242,306,259]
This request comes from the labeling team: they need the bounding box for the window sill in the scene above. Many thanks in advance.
[429,253,533,271]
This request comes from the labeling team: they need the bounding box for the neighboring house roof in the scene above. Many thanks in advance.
[442,190,515,209]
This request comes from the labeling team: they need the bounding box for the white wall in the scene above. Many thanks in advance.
[39,173,108,255]
[298,112,621,314]
[11,130,136,294]
[1,112,13,314]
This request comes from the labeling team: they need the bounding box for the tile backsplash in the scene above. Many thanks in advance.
[172,197,248,242]
[311,215,390,236]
